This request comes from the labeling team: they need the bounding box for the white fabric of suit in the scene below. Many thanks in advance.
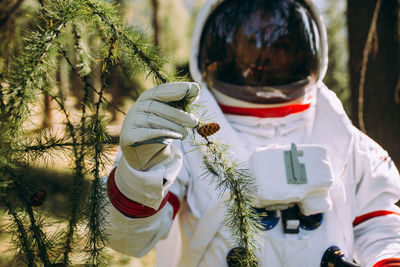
[105,0,400,266]
[106,83,400,267]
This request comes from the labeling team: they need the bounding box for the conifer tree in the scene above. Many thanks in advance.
[0,0,168,265]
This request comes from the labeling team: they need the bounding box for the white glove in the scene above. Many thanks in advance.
[120,82,200,171]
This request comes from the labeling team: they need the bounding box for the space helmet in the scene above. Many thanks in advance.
[195,0,327,104]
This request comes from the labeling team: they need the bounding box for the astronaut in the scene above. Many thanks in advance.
[105,0,400,266]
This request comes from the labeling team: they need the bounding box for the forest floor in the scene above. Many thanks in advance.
[0,95,157,266]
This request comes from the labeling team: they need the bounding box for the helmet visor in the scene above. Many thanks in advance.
[199,0,322,104]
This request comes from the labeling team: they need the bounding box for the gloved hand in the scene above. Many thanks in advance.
[120,82,200,171]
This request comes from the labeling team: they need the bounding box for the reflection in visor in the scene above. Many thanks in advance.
[199,0,322,104]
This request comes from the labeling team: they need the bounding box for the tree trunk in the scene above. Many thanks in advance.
[42,94,51,128]
[150,0,160,46]
[347,0,400,166]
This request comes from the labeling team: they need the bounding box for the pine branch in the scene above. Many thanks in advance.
[23,140,118,153]
[84,113,112,266]
[203,142,260,266]
[38,76,85,265]
[73,24,91,167]
[83,35,116,266]
[179,100,262,265]
[10,22,64,118]
[11,175,52,266]
[191,121,261,266]
[58,43,126,115]
[85,0,169,84]
[85,177,110,266]
[3,198,35,267]
[121,32,168,84]
[98,34,118,111]
[2,0,83,146]
[25,205,51,266]
[117,63,140,100]
[48,86,86,265]
[44,92,79,159]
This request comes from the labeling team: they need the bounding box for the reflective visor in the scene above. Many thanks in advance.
[199,0,322,104]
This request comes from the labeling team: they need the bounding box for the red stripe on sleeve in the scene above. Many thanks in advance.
[107,167,170,218]
[353,210,400,227]
[167,192,181,219]
[373,258,400,266]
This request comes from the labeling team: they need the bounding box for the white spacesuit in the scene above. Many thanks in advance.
[105,0,400,266]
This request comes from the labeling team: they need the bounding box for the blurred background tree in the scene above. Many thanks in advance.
[322,0,351,113]
[348,0,400,166]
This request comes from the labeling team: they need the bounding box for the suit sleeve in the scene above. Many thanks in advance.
[352,132,400,267]
[105,142,190,257]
